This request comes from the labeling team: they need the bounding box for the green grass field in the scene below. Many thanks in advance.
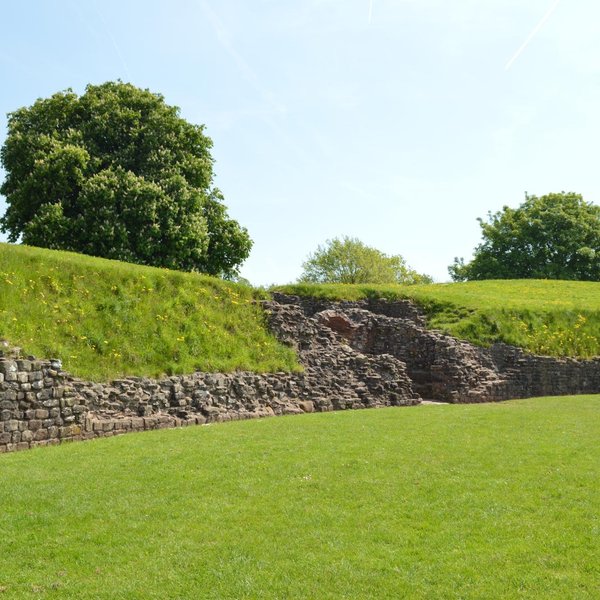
[276,280,600,358]
[0,396,598,599]
[0,243,298,380]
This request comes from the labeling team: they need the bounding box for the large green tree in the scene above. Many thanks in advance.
[300,236,432,284]
[0,81,252,277]
[449,192,600,281]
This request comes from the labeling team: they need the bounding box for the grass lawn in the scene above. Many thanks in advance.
[276,280,600,358]
[1,396,598,599]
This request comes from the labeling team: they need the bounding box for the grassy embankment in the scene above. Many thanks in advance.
[0,396,598,599]
[1,243,599,381]
[276,280,600,358]
[0,243,298,381]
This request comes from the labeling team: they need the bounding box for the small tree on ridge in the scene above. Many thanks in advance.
[300,236,432,285]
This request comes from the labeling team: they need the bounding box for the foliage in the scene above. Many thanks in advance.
[449,192,600,282]
[1,397,599,598]
[299,236,432,285]
[0,81,252,277]
[0,243,298,380]
[274,279,600,357]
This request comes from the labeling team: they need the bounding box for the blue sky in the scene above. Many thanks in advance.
[1,0,599,283]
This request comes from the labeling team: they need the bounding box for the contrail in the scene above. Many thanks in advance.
[92,0,132,81]
[368,0,374,24]
[68,0,102,42]
[505,0,562,70]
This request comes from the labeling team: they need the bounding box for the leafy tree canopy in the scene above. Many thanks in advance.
[300,236,432,285]
[0,81,252,277]
[449,192,600,282]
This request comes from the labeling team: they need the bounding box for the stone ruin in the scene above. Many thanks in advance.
[1,294,599,452]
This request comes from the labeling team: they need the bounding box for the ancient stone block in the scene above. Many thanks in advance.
[298,400,314,413]
[5,420,19,432]
[16,360,32,372]
[34,429,48,441]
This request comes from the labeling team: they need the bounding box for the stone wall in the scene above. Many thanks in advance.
[1,295,599,453]
[302,297,600,403]
[0,300,419,453]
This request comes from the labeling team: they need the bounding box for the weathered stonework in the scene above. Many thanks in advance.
[274,293,600,402]
[0,299,419,453]
[1,295,599,453]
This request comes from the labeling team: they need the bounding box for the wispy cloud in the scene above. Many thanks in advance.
[368,0,374,24]
[198,0,286,116]
[504,0,562,70]
[197,0,316,166]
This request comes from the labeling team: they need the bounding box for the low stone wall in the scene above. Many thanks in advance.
[2,295,599,453]
[0,300,419,453]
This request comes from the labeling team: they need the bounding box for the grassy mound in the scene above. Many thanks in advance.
[275,280,600,358]
[0,243,298,380]
[0,396,598,598]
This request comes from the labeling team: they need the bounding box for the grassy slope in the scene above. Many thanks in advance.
[0,396,598,599]
[0,243,298,380]
[276,280,600,358]
[1,243,598,380]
